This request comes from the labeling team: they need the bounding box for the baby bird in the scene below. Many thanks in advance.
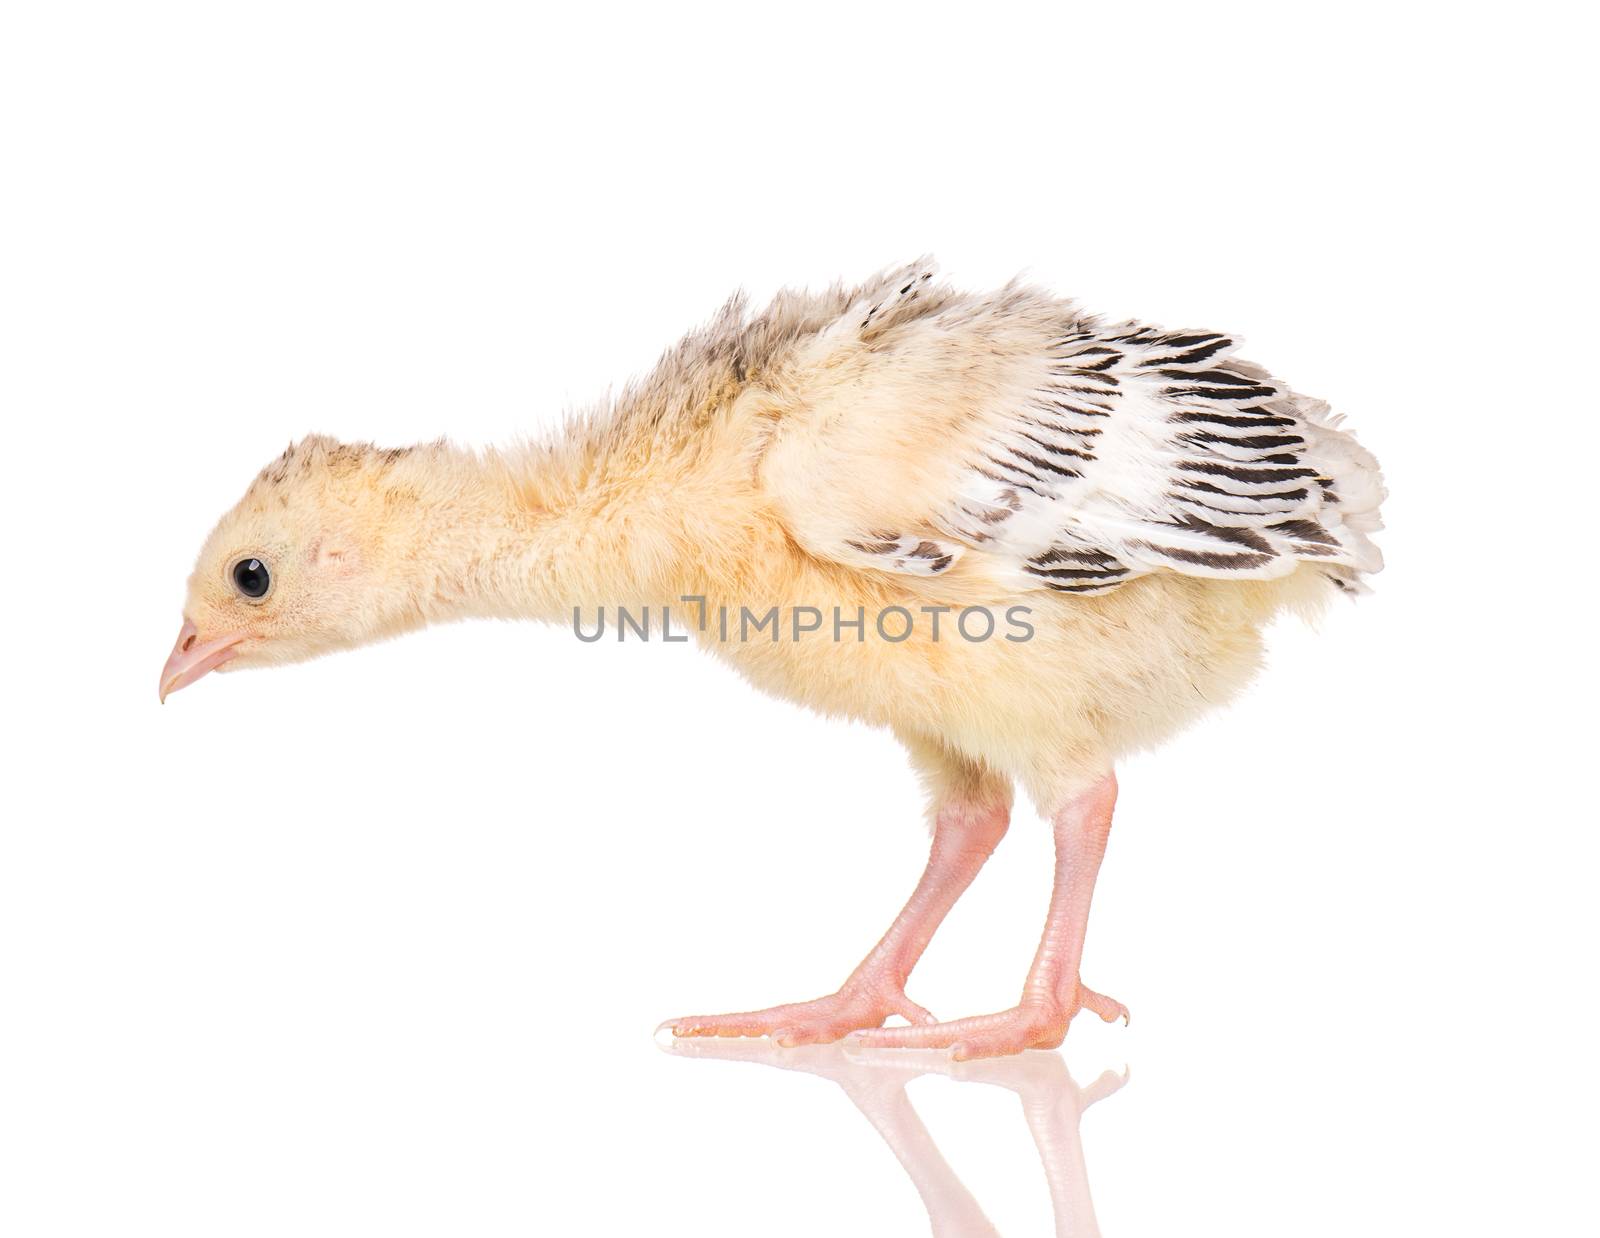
[162,262,1384,1060]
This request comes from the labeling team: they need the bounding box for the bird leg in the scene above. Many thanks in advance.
[849,773,1126,1060]
[662,794,1011,1046]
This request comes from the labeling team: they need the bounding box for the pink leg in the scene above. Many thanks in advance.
[849,773,1126,1060]
[662,794,1011,1046]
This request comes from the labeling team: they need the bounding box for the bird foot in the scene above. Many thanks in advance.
[845,981,1128,1061]
[1077,983,1130,1026]
[660,977,935,1047]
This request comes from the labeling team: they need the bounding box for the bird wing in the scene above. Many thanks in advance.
[760,265,1385,596]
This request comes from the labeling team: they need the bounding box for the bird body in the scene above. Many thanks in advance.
[163,262,1384,1057]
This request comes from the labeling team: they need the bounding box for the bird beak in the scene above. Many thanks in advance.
[159,620,245,703]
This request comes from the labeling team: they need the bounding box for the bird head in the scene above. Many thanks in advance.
[160,435,424,701]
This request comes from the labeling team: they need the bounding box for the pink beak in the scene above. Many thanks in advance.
[159,619,244,703]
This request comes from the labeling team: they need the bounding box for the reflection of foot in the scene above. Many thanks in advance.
[858,1044,1130,1114]
[843,1046,1131,1144]
[848,1048,1127,1237]
[662,1034,910,1079]
[662,1039,1125,1238]
[660,977,934,1047]
[847,980,1127,1060]
[661,1039,1000,1238]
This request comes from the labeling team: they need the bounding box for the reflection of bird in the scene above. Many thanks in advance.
[665,1038,1126,1237]
[163,262,1384,1058]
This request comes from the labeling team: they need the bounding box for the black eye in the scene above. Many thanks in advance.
[232,558,270,598]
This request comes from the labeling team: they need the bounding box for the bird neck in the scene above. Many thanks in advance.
[383,420,755,630]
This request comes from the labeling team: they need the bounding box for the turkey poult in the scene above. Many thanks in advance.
[161,263,1384,1060]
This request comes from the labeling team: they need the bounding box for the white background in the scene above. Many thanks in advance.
[3,2,1595,1234]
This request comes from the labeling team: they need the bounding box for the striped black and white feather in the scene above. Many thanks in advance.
[769,266,1385,599]
[939,322,1385,595]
